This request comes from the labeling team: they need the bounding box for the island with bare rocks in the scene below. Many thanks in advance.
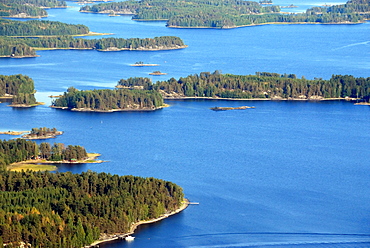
[210,106,255,111]
[21,127,63,140]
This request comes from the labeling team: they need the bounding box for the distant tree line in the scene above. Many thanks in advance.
[119,71,370,100]
[0,0,66,17]
[80,0,369,28]
[52,87,164,111]
[0,169,184,247]
[0,139,87,169]
[8,35,186,50]
[0,35,186,57]
[0,19,90,36]
[0,74,37,105]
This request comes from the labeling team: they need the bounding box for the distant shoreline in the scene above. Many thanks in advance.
[167,21,364,29]
[162,96,357,101]
[86,198,189,248]
[51,105,168,112]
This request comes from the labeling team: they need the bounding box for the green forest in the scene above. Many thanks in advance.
[0,168,184,247]
[0,19,90,37]
[80,0,370,28]
[0,139,88,169]
[0,34,186,57]
[117,72,370,100]
[0,74,37,105]
[52,87,164,111]
[0,0,66,18]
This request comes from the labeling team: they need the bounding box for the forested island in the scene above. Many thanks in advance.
[21,127,63,139]
[51,86,164,112]
[0,20,186,57]
[0,74,39,106]
[116,72,370,101]
[80,0,370,28]
[0,0,67,18]
[0,139,185,247]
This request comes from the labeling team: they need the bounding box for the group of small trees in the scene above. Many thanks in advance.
[0,139,88,170]
[39,143,87,161]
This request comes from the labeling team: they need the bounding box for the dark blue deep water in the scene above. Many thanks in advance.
[1,0,370,247]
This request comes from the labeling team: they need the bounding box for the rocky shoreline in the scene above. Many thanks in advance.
[85,199,189,248]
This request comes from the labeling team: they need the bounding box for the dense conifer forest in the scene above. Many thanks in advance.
[0,19,90,37]
[118,72,370,100]
[80,0,370,28]
[0,74,37,105]
[0,0,66,18]
[0,138,184,247]
[0,168,184,247]
[52,87,164,111]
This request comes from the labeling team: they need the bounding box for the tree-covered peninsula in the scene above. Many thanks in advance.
[0,139,89,170]
[51,87,165,112]
[0,74,38,106]
[81,0,370,28]
[0,161,184,247]
[117,72,370,101]
[0,0,66,18]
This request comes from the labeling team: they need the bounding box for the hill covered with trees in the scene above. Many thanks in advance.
[0,74,38,106]
[117,72,370,100]
[51,87,164,111]
[80,0,370,28]
[0,0,66,18]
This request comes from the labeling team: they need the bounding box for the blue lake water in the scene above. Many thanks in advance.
[1,0,370,247]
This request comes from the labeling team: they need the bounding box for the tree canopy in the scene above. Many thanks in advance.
[80,0,370,28]
[0,74,37,105]
[52,87,164,111]
[117,71,370,100]
[0,0,66,18]
[0,169,184,247]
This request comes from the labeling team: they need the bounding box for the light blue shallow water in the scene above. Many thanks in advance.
[1,1,369,247]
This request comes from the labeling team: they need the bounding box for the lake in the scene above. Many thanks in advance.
[1,0,370,247]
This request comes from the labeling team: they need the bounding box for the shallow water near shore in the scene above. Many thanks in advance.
[1,0,370,247]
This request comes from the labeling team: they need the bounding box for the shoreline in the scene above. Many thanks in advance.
[22,131,63,140]
[162,96,357,101]
[0,131,29,135]
[167,21,365,29]
[7,153,104,171]
[33,45,187,52]
[8,102,44,107]
[86,198,189,248]
[51,105,168,112]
